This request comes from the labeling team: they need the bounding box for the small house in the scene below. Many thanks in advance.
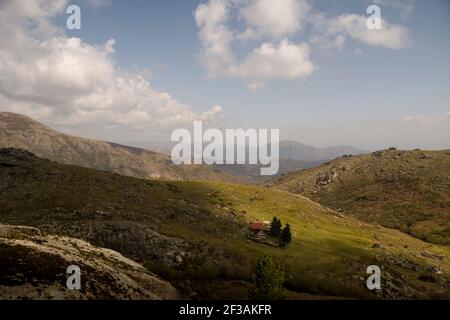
[248,220,271,240]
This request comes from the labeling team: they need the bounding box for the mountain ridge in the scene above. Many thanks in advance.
[277,140,367,162]
[126,139,367,162]
[0,112,244,183]
[269,149,450,245]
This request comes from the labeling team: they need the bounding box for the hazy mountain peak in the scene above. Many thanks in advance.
[0,111,242,183]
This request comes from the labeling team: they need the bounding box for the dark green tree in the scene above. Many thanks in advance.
[280,224,292,247]
[249,256,287,300]
[270,217,282,237]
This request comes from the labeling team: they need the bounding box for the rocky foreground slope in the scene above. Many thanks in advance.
[0,224,180,300]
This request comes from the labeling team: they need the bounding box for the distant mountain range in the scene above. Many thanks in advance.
[127,140,366,162]
[0,112,242,182]
[125,138,366,181]
[0,112,366,182]
[277,140,367,162]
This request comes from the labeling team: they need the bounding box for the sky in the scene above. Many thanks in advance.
[0,0,449,150]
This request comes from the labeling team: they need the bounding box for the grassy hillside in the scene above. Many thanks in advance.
[269,149,450,245]
[1,148,450,299]
[0,112,243,183]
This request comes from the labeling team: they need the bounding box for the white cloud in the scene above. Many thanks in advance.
[195,0,314,89]
[239,0,310,39]
[195,0,234,78]
[0,37,115,105]
[0,0,222,138]
[247,80,265,91]
[236,27,257,41]
[195,0,411,89]
[229,40,314,89]
[311,12,411,51]
[402,112,450,126]
[333,14,411,49]
[0,0,67,41]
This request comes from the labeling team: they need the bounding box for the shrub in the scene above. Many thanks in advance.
[249,256,287,300]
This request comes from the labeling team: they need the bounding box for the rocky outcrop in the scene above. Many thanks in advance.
[0,224,181,300]
[316,170,338,186]
[45,221,193,267]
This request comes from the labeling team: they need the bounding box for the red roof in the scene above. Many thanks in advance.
[249,222,265,231]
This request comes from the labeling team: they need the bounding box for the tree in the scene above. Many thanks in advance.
[280,224,292,247]
[249,256,287,300]
[270,217,282,237]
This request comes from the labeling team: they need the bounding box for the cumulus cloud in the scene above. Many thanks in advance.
[330,14,411,49]
[0,0,222,138]
[229,40,314,89]
[195,0,234,78]
[195,0,314,89]
[0,0,67,40]
[310,12,411,51]
[195,0,412,89]
[239,0,310,39]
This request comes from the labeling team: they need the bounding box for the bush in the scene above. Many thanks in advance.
[249,256,287,300]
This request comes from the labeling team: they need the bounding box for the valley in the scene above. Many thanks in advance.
[1,148,449,299]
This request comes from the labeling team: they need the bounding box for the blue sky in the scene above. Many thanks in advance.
[1,0,449,150]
